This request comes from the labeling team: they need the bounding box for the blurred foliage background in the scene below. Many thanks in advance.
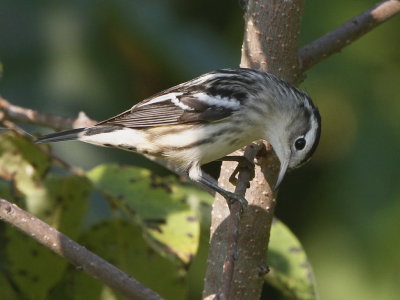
[0,0,399,299]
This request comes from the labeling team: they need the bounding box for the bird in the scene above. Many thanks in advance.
[36,68,321,205]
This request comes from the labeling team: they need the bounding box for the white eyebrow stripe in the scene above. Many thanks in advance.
[192,93,241,109]
[306,115,318,144]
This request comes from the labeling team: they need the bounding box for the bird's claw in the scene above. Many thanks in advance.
[223,191,248,209]
[229,157,255,187]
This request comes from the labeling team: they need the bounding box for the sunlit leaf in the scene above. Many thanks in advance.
[0,132,50,180]
[0,132,51,215]
[87,164,206,263]
[4,175,91,300]
[1,132,91,299]
[266,219,319,300]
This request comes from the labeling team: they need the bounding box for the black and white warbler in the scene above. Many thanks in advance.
[37,68,321,205]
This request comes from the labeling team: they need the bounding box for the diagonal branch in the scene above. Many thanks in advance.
[0,197,164,300]
[299,0,400,72]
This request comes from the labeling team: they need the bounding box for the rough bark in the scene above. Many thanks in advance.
[203,1,305,299]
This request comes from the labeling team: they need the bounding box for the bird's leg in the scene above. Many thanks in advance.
[218,155,255,187]
[198,175,248,207]
[188,164,248,207]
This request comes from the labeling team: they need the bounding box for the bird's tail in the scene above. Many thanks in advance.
[36,128,86,144]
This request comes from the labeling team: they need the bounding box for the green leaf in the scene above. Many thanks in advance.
[1,132,92,299]
[43,175,91,238]
[266,219,319,300]
[0,132,51,215]
[87,164,208,263]
[0,132,91,231]
[46,265,104,300]
[0,178,11,200]
[4,175,91,300]
[0,272,19,300]
[0,132,50,181]
[5,229,67,300]
[67,219,187,300]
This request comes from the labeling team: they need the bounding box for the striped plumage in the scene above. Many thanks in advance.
[37,68,321,204]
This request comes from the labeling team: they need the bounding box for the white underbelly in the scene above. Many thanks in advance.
[160,124,259,167]
[80,122,261,169]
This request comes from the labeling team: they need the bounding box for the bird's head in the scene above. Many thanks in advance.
[263,88,321,190]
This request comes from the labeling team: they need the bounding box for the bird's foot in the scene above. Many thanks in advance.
[221,191,248,209]
[228,157,255,187]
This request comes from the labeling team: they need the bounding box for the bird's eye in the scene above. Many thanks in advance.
[294,137,306,150]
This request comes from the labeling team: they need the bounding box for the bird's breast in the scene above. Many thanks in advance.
[146,121,260,167]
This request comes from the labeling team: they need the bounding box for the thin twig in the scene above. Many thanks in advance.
[0,197,164,300]
[219,142,263,300]
[0,97,96,130]
[0,119,36,140]
[299,0,400,72]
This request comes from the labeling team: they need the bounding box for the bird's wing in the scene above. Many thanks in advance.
[96,91,240,128]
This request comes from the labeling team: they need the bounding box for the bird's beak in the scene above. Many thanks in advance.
[274,158,289,191]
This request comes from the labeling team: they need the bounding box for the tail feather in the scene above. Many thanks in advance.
[36,128,86,144]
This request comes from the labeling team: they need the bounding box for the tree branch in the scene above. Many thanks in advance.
[203,1,305,299]
[219,142,264,300]
[0,197,164,300]
[299,0,400,72]
[0,97,96,130]
[205,1,399,298]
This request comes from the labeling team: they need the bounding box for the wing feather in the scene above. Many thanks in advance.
[95,70,250,128]
[96,95,237,128]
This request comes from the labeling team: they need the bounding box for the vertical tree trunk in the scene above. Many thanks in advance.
[203,1,305,299]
